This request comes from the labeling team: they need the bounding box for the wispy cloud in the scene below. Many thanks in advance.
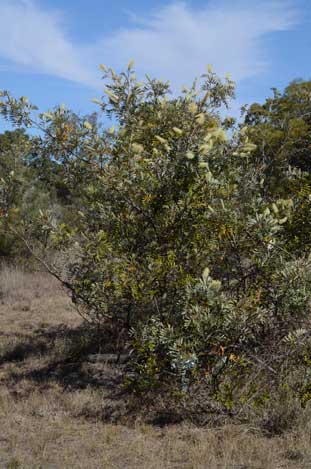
[0,0,99,88]
[102,1,298,88]
[0,0,299,90]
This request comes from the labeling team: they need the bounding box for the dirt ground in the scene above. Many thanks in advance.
[1,266,311,468]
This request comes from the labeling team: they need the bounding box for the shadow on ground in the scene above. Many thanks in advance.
[0,323,125,393]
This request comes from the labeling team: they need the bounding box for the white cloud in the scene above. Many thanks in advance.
[0,0,99,88]
[101,1,298,88]
[0,0,298,91]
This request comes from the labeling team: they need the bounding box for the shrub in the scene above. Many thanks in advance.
[1,65,311,413]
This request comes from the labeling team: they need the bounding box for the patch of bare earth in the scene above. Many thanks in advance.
[1,266,311,468]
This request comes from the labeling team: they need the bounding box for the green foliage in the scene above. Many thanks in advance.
[1,66,311,414]
[0,129,31,258]
[244,80,311,253]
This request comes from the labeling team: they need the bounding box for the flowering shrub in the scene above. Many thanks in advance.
[1,65,311,411]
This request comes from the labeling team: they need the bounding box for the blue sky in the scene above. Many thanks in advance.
[0,0,310,122]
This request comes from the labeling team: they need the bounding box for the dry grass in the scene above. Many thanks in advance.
[1,266,311,468]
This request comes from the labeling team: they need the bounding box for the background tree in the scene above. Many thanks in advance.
[244,80,311,253]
